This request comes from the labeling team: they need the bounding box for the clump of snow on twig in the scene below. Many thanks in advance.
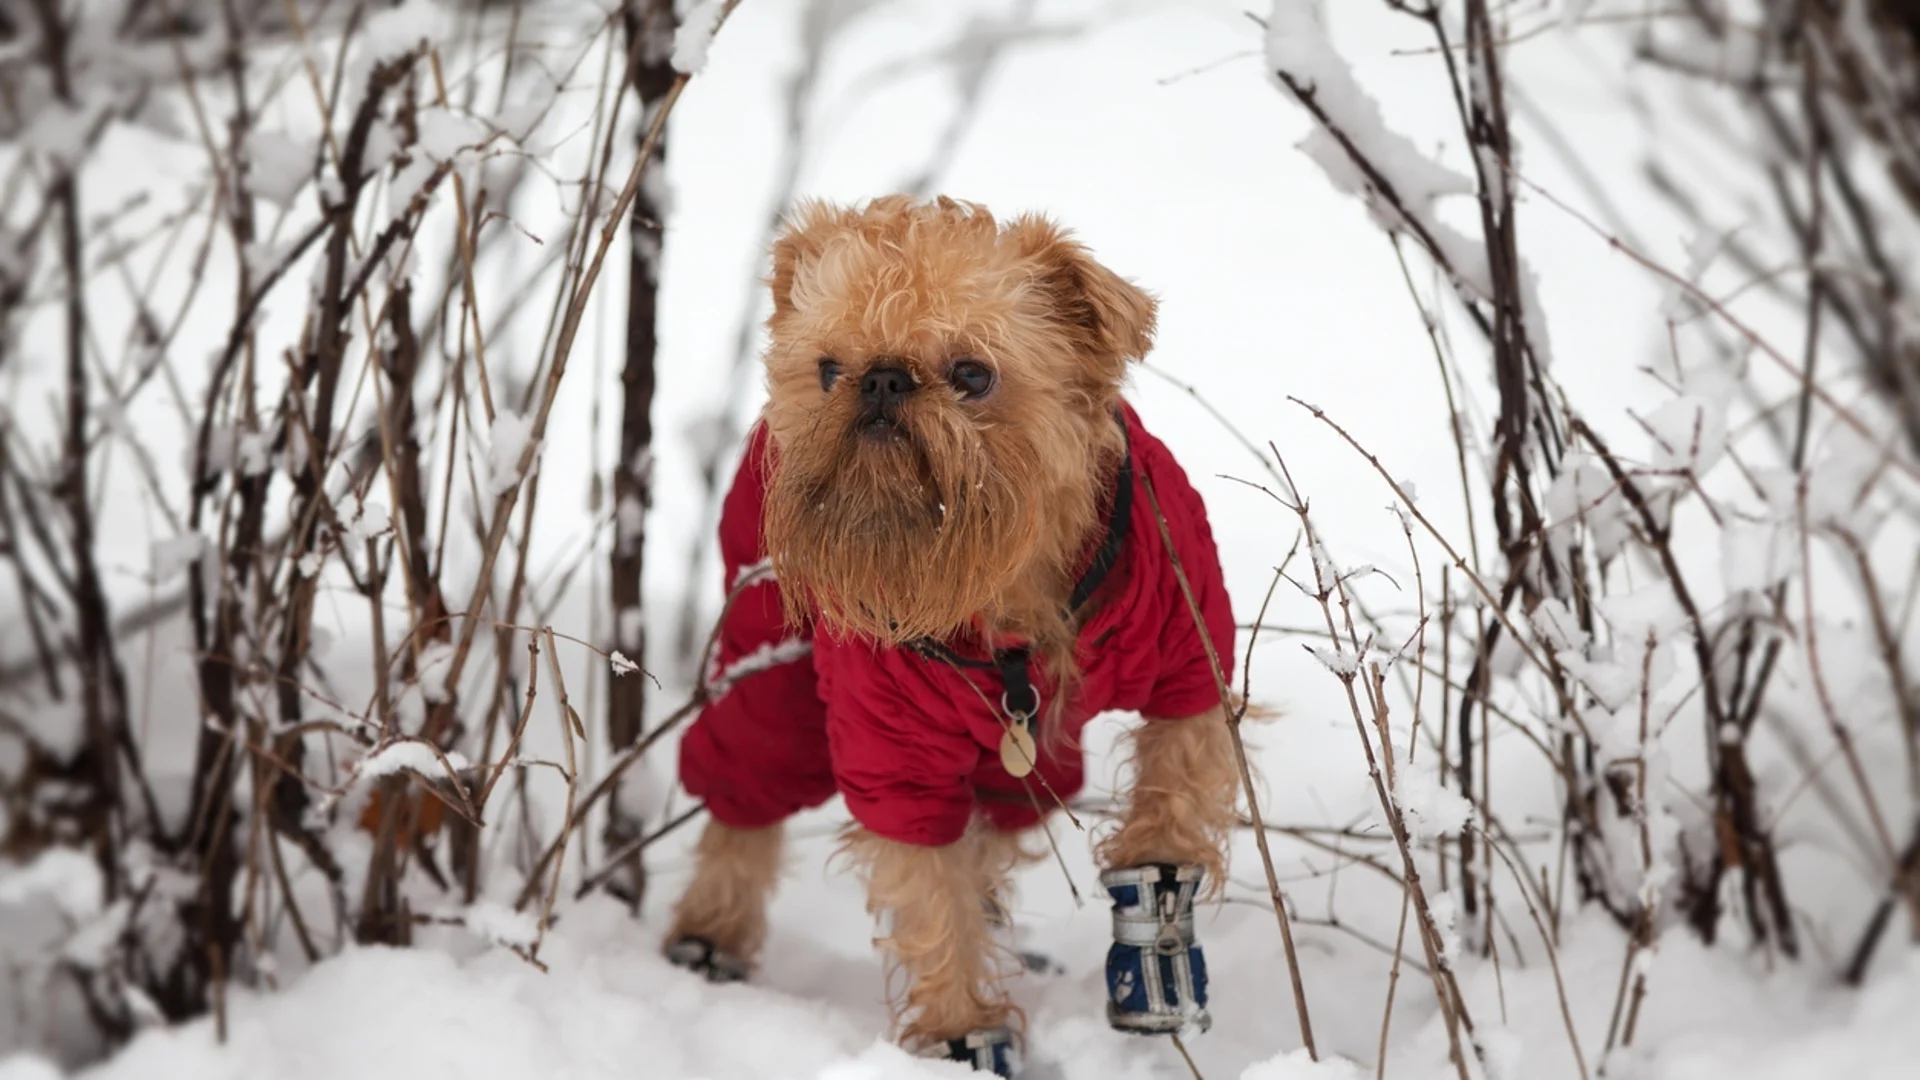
[672,0,729,74]
[149,534,206,583]
[246,130,318,209]
[362,0,446,61]
[0,848,104,921]
[705,638,812,702]
[1264,2,1488,296]
[356,741,470,783]
[610,651,640,677]
[485,410,541,495]
[732,556,775,590]
[1306,644,1360,678]
[416,641,456,704]
[1393,760,1473,842]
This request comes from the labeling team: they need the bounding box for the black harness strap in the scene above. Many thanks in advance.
[908,413,1134,735]
[1069,433,1134,615]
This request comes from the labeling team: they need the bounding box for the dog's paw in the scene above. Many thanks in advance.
[1016,949,1066,976]
[663,935,749,984]
[940,1027,1017,1077]
[1101,864,1210,1037]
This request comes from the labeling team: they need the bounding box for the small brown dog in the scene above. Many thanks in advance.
[668,196,1239,1074]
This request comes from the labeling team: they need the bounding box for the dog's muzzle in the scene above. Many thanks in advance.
[854,363,914,439]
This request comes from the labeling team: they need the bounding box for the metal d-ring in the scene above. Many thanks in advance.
[1000,689,1039,725]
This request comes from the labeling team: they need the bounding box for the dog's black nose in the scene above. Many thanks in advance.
[859,365,915,413]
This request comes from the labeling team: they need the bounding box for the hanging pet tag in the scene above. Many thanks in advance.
[1000,724,1037,778]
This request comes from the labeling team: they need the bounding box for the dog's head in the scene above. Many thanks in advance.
[759,196,1157,644]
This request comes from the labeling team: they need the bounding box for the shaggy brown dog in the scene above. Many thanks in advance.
[667,196,1239,1059]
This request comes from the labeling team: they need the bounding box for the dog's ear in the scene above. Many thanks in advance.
[768,199,853,322]
[1010,214,1158,369]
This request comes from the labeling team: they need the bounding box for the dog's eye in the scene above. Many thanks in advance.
[947,359,994,400]
[818,358,842,392]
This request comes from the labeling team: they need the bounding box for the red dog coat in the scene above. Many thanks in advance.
[677,402,1234,846]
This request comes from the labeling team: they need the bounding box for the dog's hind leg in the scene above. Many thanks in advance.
[979,823,1066,977]
[1093,709,1239,1036]
[848,826,1019,1070]
[664,820,783,982]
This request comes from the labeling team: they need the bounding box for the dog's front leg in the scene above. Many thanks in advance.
[1094,709,1238,1036]
[664,820,784,982]
[849,827,1016,1067]
[1097,708,1237,879]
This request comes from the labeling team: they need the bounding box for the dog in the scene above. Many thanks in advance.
[665,196,1240,1075]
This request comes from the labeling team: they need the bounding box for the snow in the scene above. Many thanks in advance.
[1243,1049,1365,1080]
[1391,761,1471,843]
[449,901,539,951]
[672,0,730,75]
[731,556,774,590]
[23,882,1920,1080]
[1305,644,1359,678]
[148,534,205,583]
[1265,1,1489,298]
[354,741,470,784]
[51,915,983,1078]
[245,130,314,209]
[1643,394,1728,476]
[4,0,1918,1077]
[361,0,447,62]
[616,493,645,556]
[20,101,98,172]
[704,637,812,702]
[485,410,540,496]
[0,850,102,923]
[415,640,456,704]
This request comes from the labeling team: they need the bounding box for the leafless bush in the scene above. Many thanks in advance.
[1249,0,1919,1072]
[1629,0,1920,984]
[0,0,749,1060]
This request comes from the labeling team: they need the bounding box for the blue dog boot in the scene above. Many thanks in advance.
[1102,864,1210,1036]
[663,935,749,984]
[942,1027,1017,1077]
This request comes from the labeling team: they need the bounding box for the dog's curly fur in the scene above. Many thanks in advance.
[666,821,783,965]
[842,824,1028,1047]
[667,196,1239,1050]
[1095,709,1240,896]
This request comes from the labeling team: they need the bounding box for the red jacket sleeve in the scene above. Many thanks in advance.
[1140,436,1236,721]
[814,635,983,847]
[678,426,837,828]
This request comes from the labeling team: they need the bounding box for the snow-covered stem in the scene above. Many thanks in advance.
[512,546,766,912]
[1266,445,1479,1080]
[530,628,581,961]
[602,0,680,912]
[1138,468,1320,1060]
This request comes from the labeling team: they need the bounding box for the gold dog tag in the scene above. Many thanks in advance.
[1000,725,1037,778]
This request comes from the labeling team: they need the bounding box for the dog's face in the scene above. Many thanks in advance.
[759,196,1157,644]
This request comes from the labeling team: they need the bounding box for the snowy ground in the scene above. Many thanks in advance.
[12,829,1920,1080]
[4,0,1919,1077]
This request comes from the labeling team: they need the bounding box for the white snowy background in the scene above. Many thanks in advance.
[3,0,1918,1077]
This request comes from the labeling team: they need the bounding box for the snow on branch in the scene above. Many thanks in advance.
[1264,2,1490,299]
[703,638,814,703]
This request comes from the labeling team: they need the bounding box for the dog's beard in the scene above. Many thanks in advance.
[762,417,1049,645]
